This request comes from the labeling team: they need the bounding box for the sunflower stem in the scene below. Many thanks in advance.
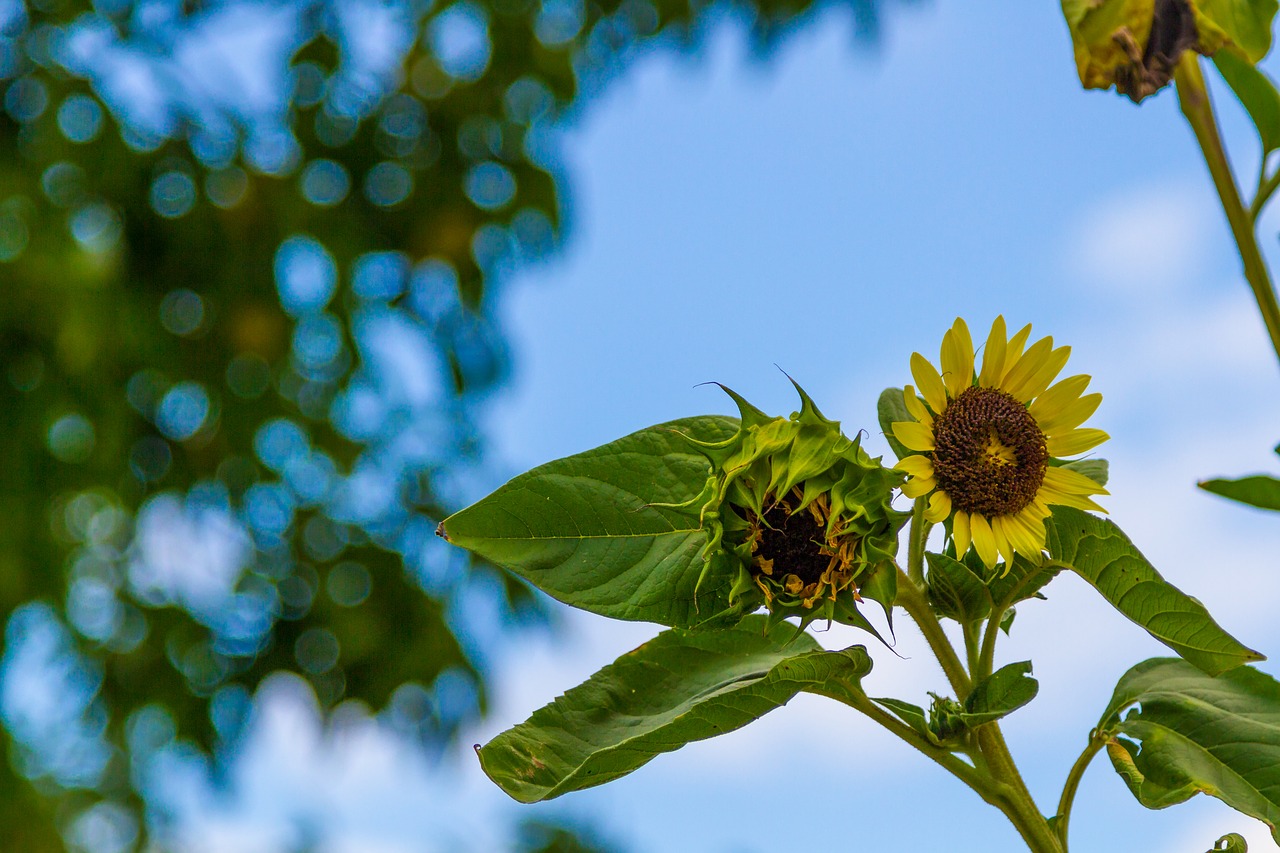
[976,604,1006,684]
[1053,728,1109,851]
[962,620,982,675]
[895,564,971,698]
[907,497,928,587]
[1175,53,1280,372]
[976,724,1064,853]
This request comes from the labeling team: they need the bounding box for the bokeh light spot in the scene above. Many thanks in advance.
[465,162,516,210]
[326,561,371,607]
[57,94,103,143]
[206,167,249,209]
[363,161,413,207]
[300,159,351,207]
[294,627,339,675]
[48,414,95,463]
[156,382,210,441]
[159,289,205,336]
[274,235,337,316]
[150,171,197,219]
[428,3,491,82]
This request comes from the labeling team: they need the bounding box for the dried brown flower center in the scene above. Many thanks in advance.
[932,386,1047,516]
[752,499,831,586]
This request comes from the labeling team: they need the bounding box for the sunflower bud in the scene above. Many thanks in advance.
[677,381,907,633]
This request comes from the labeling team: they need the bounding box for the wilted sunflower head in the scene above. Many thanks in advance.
[681,381,907,632]
[891,317,1109,571]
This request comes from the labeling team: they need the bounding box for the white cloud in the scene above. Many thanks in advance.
[1068,182,1217,296]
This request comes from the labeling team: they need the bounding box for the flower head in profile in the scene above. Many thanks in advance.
[891,318,1108,571]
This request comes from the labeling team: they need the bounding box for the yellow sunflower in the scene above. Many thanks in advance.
[891,317,1108,570]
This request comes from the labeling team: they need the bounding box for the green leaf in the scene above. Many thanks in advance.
[477,616,872,802]
[926,551,992,623]
[876,387,911,461]
[1061,457,1109,488]
[1214,49,1280,154]
[1208,833,1249,853]
[872,696,932,740]
[1047,507,1263,675]
[1200,474,1280,511]
[960,661,1038,726]
[440,417,741,629]
[986,553,1060,610]
[1101,658,1280,843]
[1196,0,1278,63]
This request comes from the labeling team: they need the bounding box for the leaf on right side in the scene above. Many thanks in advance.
[1213,48,1280,154]
[1100,658,1280,844]
[1200,474,1280,511]
[1047,507,1263,675]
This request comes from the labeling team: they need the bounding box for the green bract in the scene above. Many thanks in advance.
[675,382,908,633]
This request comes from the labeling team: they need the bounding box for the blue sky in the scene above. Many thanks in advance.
[168,3,1280,851]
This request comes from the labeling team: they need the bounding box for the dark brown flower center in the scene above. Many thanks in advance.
[752,499,831,586]
[931,386,1047,516]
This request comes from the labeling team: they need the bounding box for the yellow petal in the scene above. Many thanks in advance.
[990,516,1014,565]
[1011,345,1070,403]
[1028,374,1091,423]
[978,316,1007,387]
[940,319,975,398]
[969,513,999,569]
[1041,490,1108,513]
[894,455,935,479]
[925,489,952,523]
[902,385,934,425]
[911,352,948,413]
[1000,336,1053,399]
[1039,393,1103,436]
[892,420,936,452]
[953,510,971,559]
[1043,465,1108,495]
[902,476,936,499]
[1009,508,1049,554]
[1002,323,1033,382]
[1047,428,1110,457]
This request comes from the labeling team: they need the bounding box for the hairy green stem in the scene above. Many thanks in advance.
[894,564,1059,850]
[821,679,985,787]
[895,564,971,698]
[1175,54,1280,370]
[976,604,1006,684]
[907,497,928,587]
[962,620,982,675]
[1053,730,1109,851]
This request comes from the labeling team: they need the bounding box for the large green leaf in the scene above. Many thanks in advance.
[478,617,872,802]
[1200,474,1280,511]
[1213,49,1280,154]
[1101,658,1280,843]
[1047,507,1262,675]
[440,417,740,628]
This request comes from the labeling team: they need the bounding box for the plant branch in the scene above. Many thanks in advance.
[1053,729,1109,851]
[895,564,971,698]
[1175,53,1280,370]
[907,497,928,587]
[976,604,1006,684]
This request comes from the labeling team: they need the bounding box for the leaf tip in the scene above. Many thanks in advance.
[435,520,451,542]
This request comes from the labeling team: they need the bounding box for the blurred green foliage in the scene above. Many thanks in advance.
[0,0,903,848]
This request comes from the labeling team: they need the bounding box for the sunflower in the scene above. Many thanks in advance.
[891,317,1108,570]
